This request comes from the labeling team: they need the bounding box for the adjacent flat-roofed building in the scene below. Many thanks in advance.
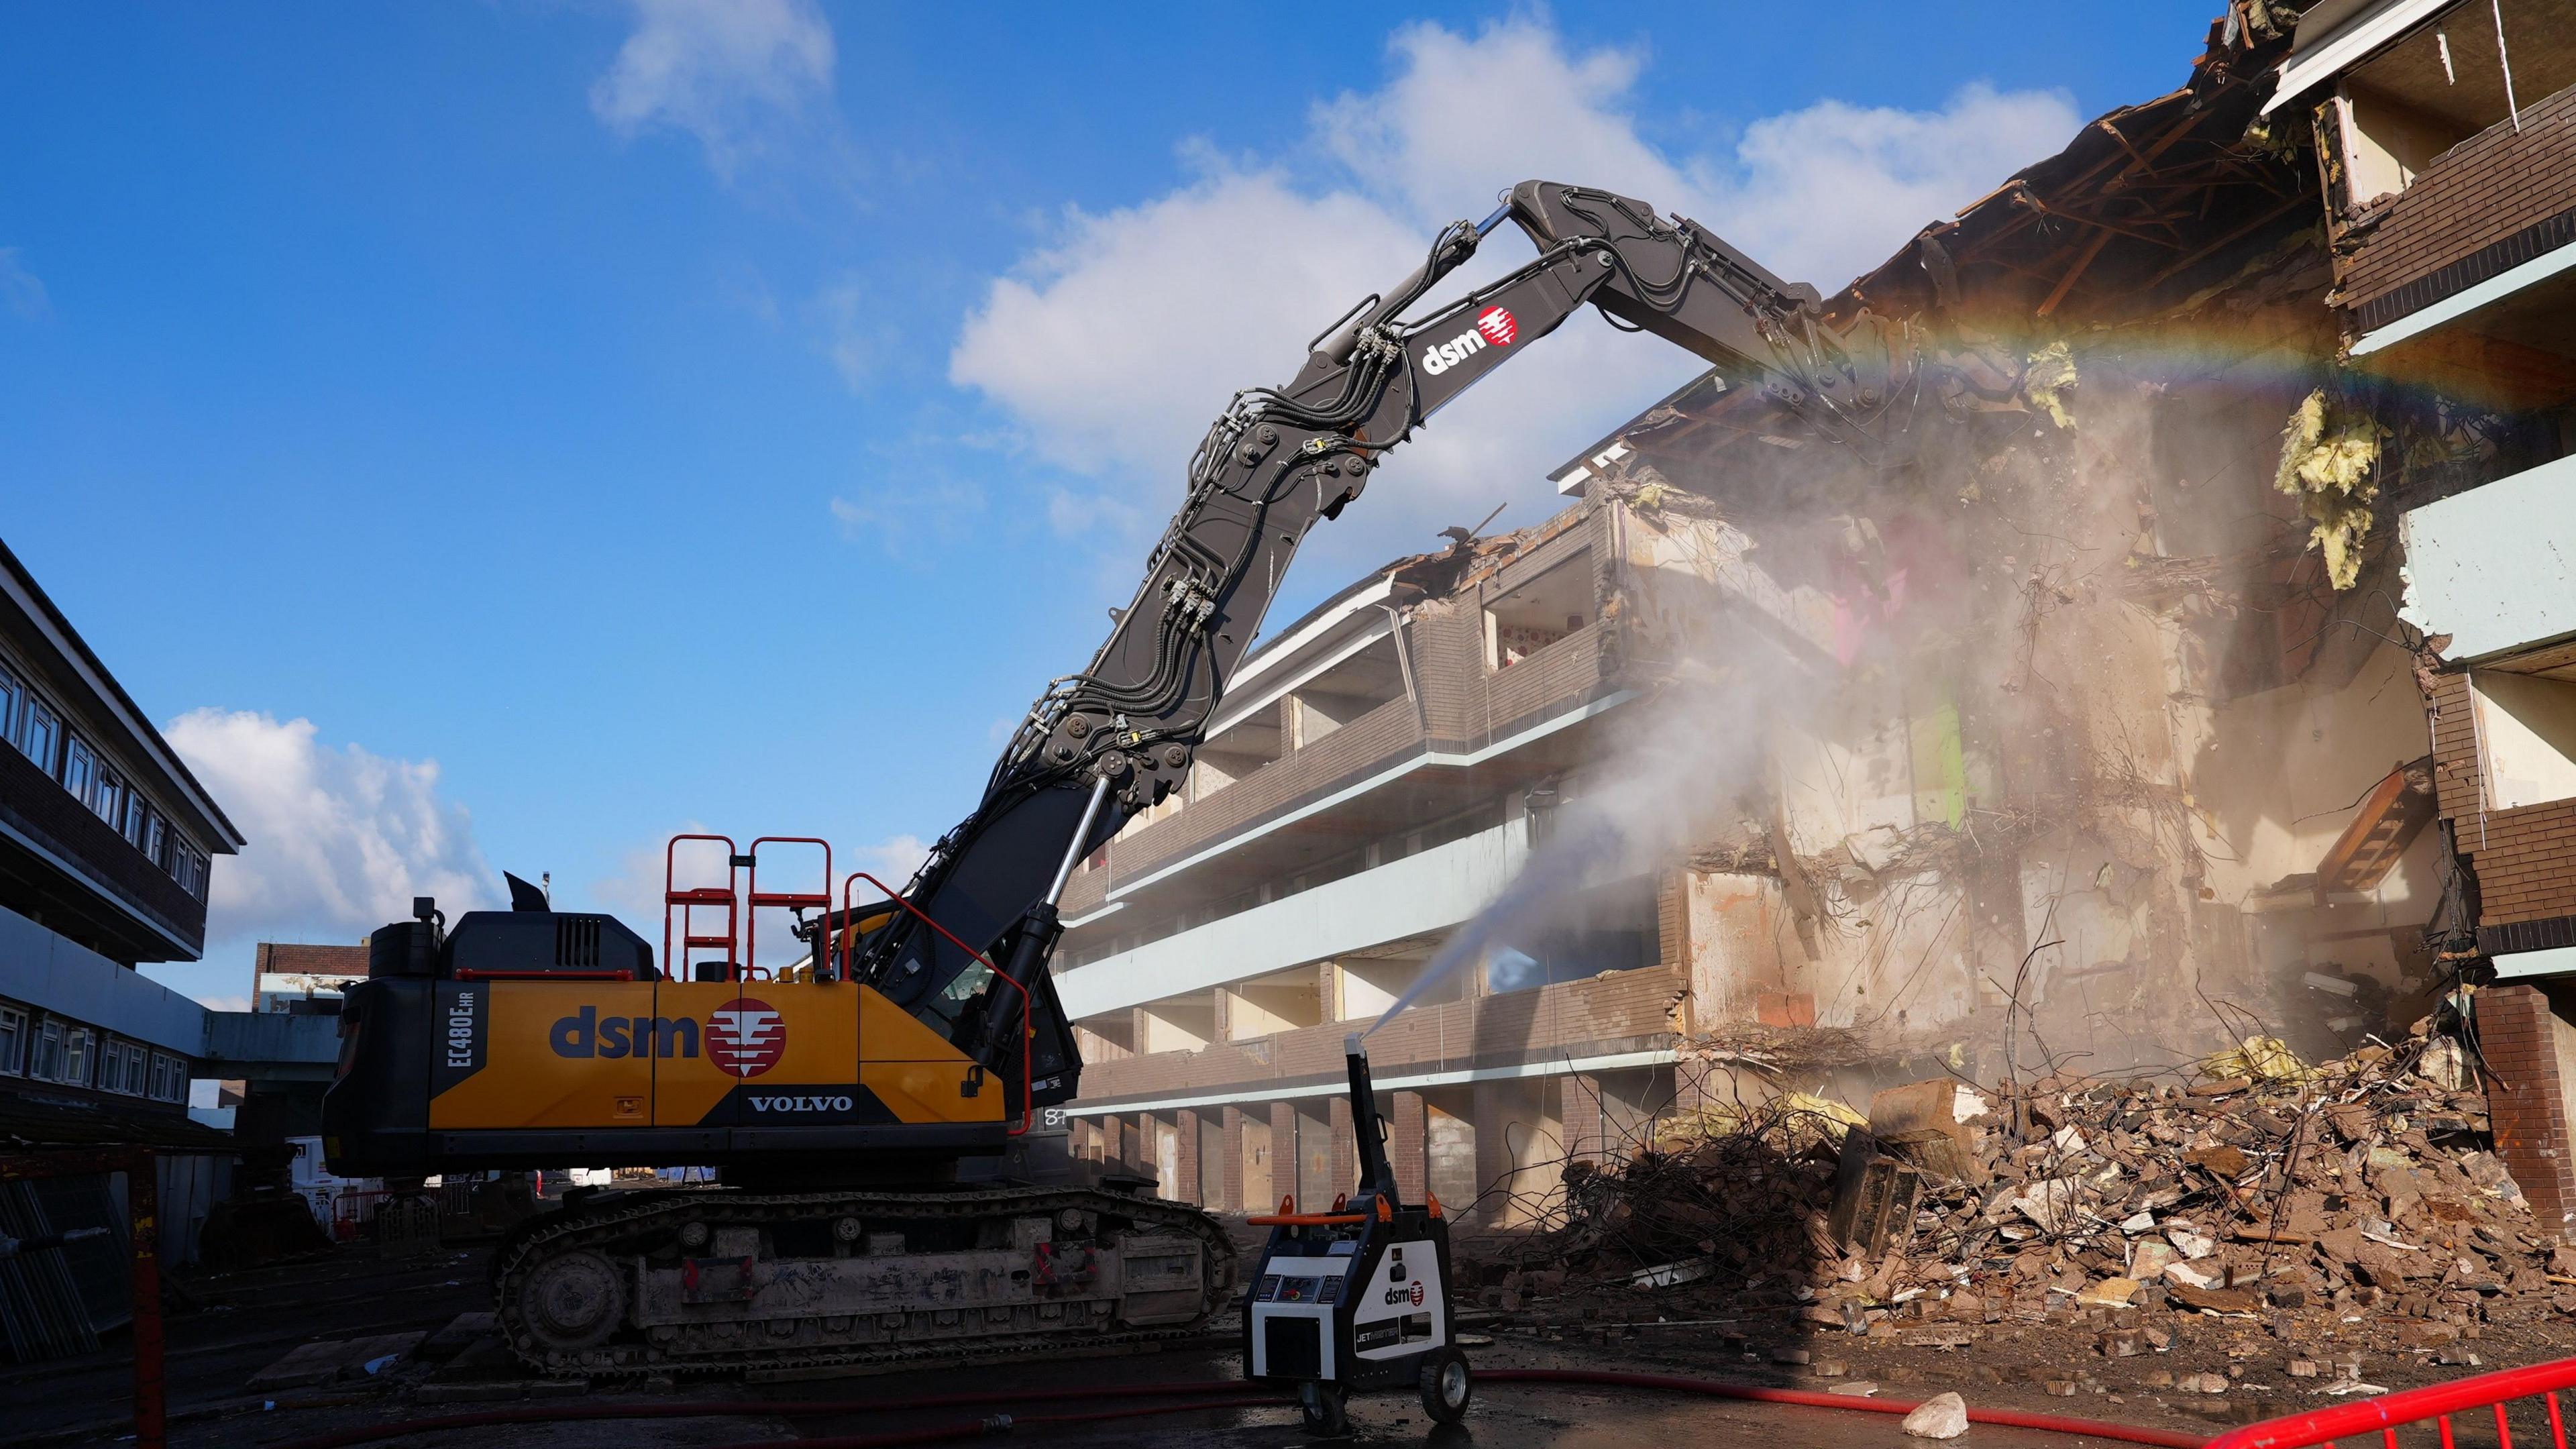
[0,537,243,1124]
[0,535,250,1356]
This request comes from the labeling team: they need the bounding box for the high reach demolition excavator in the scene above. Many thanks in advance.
[321,180,1934,1375]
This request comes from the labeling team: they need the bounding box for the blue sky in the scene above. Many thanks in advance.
[0,1,2222,1006]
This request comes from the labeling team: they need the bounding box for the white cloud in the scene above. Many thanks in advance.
[0,248,50,320]
[164,710,492,943]
[949,18,2076,588]
[590,0,835,180]
[850,833,930,890]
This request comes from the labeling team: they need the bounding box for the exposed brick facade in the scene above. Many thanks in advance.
[2428,672,2576,928]
[2341,86,2576,327]
[0,738,206,956]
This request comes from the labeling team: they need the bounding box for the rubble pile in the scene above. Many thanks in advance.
[1483,1024,2576,1363]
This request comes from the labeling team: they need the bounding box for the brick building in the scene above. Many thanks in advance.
[2264,0,2576,1230]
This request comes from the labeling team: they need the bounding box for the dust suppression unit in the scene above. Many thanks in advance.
[1245,1038,1469,1436]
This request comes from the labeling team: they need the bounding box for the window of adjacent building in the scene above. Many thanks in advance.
[60,1024,94,1087]
[0,1005,24,1075]
[125,794,149,847]
[150,1051,188,1103]
[172,839,209,900]
[146,812,167,867]
[0,661,17,748]
[91,763,125,826]
[30,1018,65,1082]
[61,734,96,805]
[2473,670,2576,810]
[1484,557,1590,671]
[17,694,59,775]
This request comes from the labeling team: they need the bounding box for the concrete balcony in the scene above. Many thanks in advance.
[1056,819,1530,1020]
[1059,623,1615,919]
[1069,965,1681,1114]
[2402,452,2576,663]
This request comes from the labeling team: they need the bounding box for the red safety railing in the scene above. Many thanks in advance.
[745,836,830,981]
[841,871,1032,1136]
[663,833,739,983]
[2212,1358,2576,1449]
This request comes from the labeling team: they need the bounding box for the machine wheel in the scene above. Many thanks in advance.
[1418,1347,1472,1424]
[1297,1381,1351,1437]
[519,1249,627,1353]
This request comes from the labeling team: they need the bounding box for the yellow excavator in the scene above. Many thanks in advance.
[321,179,1931,1374]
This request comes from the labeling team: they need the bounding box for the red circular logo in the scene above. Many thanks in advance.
[1408,1281,1426,1307]
[706,998,786,1077]
[1476,307,1517,346]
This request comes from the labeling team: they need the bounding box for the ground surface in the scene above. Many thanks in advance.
[11,1224,2576,1449]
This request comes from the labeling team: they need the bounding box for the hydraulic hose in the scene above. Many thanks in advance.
[253,1366,2213,1449]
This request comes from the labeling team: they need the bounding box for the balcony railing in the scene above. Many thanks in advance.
[1061,621,1611,917]
[1074,966,1680,1107]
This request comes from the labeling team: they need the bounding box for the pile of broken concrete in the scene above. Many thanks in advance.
[1487,1020,2573,1366]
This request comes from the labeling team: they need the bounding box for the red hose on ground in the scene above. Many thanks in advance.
[1481,1368,2210,1448]
[254,1364,2216,1449]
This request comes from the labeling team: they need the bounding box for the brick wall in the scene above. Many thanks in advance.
[2426,671,2576,927]
[2479,983,2576,1237]
[2341,85,2576,325]
[0,740,206,954]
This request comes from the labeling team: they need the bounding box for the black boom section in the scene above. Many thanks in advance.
[865,178,1923,1091]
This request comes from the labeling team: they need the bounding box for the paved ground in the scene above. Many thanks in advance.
[10,1230,2573,1448]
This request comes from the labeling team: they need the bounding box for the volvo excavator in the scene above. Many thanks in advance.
[321,180,1937,1375]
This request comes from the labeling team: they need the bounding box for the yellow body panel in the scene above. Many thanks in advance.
[430,982,655,1129]
[428,977,1006,1130]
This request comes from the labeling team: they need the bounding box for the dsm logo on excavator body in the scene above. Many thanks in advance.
[545,998,786,1076]
[549,1006,699,1060]
[1419,307,1517,376]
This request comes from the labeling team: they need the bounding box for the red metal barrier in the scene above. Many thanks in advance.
[2210,1358,2576,1449]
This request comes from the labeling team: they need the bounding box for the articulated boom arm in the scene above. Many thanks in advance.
[852,180,1923,1104]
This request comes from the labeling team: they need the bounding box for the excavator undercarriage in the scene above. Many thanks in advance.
[494,1183,1235,1375]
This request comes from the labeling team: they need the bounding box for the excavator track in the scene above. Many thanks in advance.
[491,1183,1238,1377]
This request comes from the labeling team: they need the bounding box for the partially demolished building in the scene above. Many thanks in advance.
[1061,0,2576,1235]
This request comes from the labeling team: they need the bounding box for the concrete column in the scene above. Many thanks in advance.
[1328,1093,1358,1201]
[1562,1072,1611,1165]
[1470,1078,1514,1226]
[1389,1090,1428,1202]
[1220,1106,1247,1212]
[1098,1114,1125,1170]
[1269,1101,1299,1209]
[1174,1108,1202,1206]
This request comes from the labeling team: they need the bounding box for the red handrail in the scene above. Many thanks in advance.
[745,836,831,981]
[663,833,737,983]
[842,871,1033,1136]
[2210,1357,2576,1449]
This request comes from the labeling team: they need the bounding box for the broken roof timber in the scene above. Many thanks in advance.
[1829,11,2318,329]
